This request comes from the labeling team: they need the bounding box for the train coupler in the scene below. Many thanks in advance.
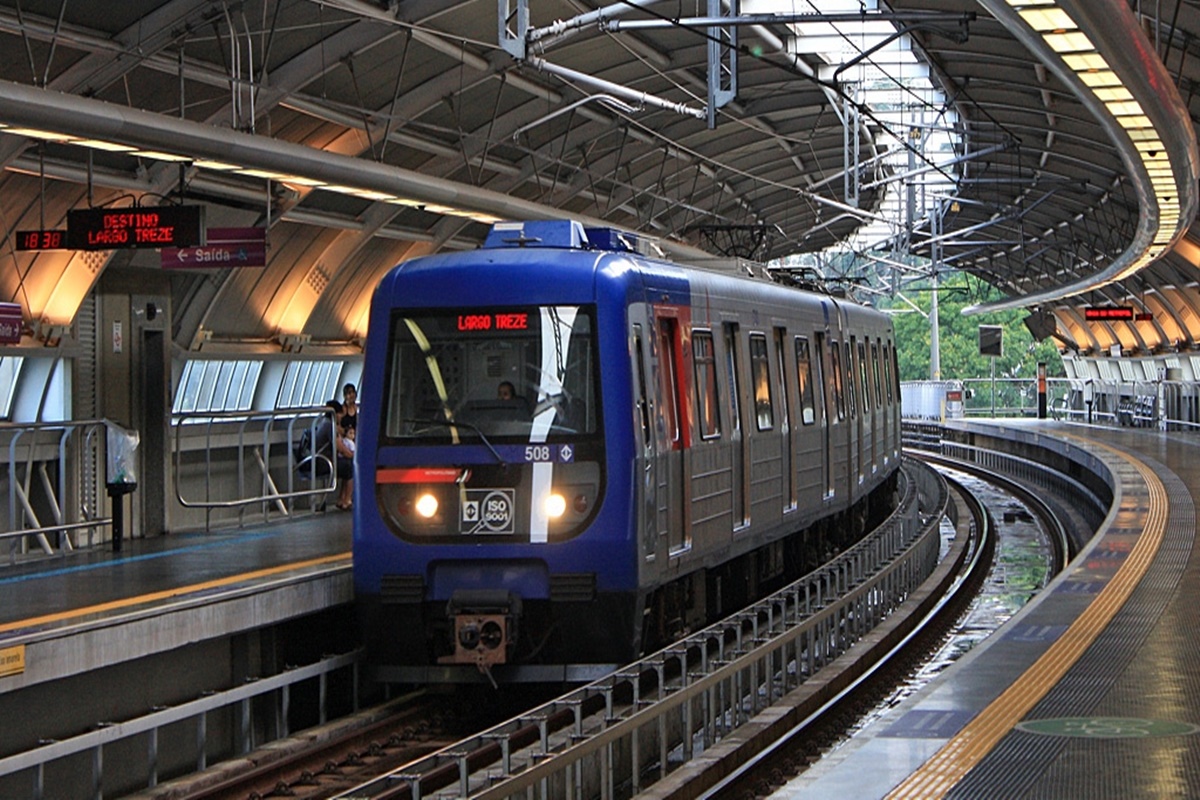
[438,590,522,669]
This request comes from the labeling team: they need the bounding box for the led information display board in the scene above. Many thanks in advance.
[67,206,204,251]
[14,230,67,251]
[456,312,530,332]
[1084,306,1135,321]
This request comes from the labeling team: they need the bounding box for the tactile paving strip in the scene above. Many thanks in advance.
[947,448,1197,800]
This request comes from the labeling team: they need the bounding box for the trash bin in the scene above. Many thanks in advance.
[105,423,139,552]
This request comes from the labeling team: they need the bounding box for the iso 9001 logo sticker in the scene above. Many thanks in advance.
[461,489,515,534]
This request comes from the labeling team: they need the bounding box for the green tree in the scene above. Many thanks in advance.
[881,272,1064,383]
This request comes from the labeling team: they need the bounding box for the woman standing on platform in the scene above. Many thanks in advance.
[338,384,358,510]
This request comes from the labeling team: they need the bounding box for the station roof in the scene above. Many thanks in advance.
[0,0,1196,359]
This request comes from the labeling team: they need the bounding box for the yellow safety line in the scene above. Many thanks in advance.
[0,552,350,636]
[887,445,1168,798]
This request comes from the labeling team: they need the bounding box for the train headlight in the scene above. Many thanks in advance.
[545,493,567,519]
[415,492,439,519]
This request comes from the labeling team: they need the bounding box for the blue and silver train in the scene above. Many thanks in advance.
[354,220,901,683]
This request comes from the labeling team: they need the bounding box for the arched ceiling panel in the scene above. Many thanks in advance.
[0,0,1195,357]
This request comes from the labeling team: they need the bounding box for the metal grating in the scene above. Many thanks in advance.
[380,574,425,604]
[548,572,596,602]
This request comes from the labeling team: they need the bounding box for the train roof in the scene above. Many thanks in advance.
[374,221,884,322]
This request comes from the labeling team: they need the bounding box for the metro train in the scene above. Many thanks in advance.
[353,220,902,683]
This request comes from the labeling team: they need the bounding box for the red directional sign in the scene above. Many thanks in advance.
[0,302,23,345]
[162,227,266,269]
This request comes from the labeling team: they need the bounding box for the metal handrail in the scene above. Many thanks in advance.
[171,407,338,527]
[902,377,1200,431]
[0,419,111,560]
[0,651,362,798]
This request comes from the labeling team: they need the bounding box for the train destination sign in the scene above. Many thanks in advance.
[456,312,530,332]
[14,229,67,251]
[67,205,204,251]
[1084,306,1135,321]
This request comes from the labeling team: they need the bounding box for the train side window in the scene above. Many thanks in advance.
[693,331,721,439]
[844,341,857,418]
[774,327,791,430]
[658,319,680,444]
[858,340,870,412]
[829,339,845,421]
[872,341,883,407]
[724,323,742,433]
[750,334,773,430]
[633,326,651,445]
[794,336,815,425]
[883,341,893,404]
[888,340,900,401]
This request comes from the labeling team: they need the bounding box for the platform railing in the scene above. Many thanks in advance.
[903,377,1200,432]
[0,419,111,562]
[0,651,362,799]
[171,406,339,531]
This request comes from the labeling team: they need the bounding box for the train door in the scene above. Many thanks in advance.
[656,313,689,553]
[633,324,659,563]
[775,327,796,512]
[724,322,749,529]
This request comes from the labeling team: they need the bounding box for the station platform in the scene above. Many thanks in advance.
[0,511,352,695]
[783,420,1200,799]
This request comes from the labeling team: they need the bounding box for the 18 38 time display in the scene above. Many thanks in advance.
[15,230,67,251]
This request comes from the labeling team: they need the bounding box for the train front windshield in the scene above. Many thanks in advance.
[385,305,598,442]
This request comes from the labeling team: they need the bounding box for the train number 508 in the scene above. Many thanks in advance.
[524,445,551,462]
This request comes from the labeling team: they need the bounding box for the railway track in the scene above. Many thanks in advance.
[163,456,1071,800]
[162,688,558,800]
[704,455,1070,799]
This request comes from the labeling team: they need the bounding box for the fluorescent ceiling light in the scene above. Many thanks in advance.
[1078,70,1121,88]
[1093,87,1134,102]
[280,176,326,187]
[75,139,136,152]
[193,159,240,170]
[1018,8,1073,30]
[1044,32,1093,53]
[5,127,78,141]
[237,168,292,181]
[1105,100,1145,116]
[1115,115,1153,129]
[1063,53,1108,70]
[348,190,395,201]
[132,150,191,162]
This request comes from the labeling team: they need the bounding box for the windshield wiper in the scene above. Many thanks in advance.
[402,417,507,466]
